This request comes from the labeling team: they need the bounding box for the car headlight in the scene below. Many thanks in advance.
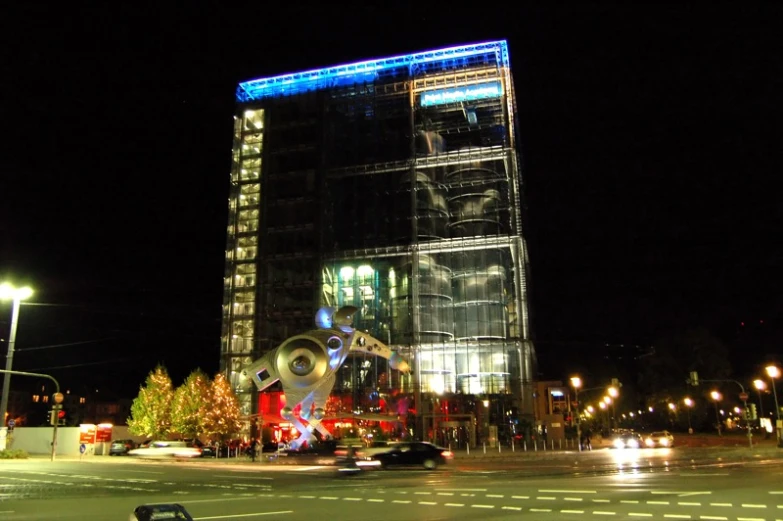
[660,438,669,446]
[627,439,640,448]
[613,439,625,449]
[645,438,655,447]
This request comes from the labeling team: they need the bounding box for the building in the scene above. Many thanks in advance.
[220,40,535,442]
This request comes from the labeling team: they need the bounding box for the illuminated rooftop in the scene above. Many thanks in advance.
[237,40,509,102]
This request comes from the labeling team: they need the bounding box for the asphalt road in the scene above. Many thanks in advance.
[2,447,783,520]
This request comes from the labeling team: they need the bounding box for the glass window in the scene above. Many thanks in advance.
[243,109,264,132]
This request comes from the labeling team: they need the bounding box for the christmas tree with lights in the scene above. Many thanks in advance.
[204,372,242,442]
[170,369,211,439]
[128,365,174,439]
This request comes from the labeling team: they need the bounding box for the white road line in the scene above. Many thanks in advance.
[419,501,437,506]
[214,475,272,480]
[472,505,495,509]
[512,495,530,499]
[437,492,454,496]
[367,499,384,503]
[769,491,783,494]
[537,496,556,500]
[648,500,670,505]
[593,499,610,503]
[621,500,640,504]
[125,470,164,474]
[540,489,597,494]
[679,502,701,506]
[414,491,432,495]
[594,512,616,516]
[530,508,552,512]
[445,503,465,507]
[502,506,522,511]
[319,496,338,500]
[437,488,487,492]
[561,509,584,514]
[699,516,727,520]
[298,495,315,499]
[663,515,691,519]
[710,503,732,507]
[565,497,584,501]
[392,500,411,504]
[194,511,293,520]
[741,504,767,508]
[342,498,362,501]
[486,494,504,498]
[737,518,766,521]
[629,514,653,517]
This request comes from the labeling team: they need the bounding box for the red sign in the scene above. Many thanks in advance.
[739,392,749,401]
[96,425,112,443]
[79,425,96,444]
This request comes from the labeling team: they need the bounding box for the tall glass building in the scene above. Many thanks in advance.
[221,40,535,444]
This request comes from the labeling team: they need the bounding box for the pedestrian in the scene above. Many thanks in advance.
[248,438,257,462]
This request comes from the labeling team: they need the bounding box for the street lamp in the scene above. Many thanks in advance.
[754,379,766,420]
[710,390,722,436]
[0,283,34,428]
[570,376,582,451]
[766,365,781,444]
[683,397,694,433]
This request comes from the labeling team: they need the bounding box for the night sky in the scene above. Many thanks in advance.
[2,4,781,397]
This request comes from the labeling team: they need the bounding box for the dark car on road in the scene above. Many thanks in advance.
[109,439,136,456]
[370,441,453,470]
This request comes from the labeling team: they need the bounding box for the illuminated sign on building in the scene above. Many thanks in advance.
[420,81,503,107]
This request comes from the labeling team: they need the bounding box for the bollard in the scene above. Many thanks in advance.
[534,440,537,451]
[524,441,527,451]
[543,439,546,451]
[551,439,554,451]
[559,439,562,450]
[512,440,515,452]
[467,444,470,455]
[498,442,501,453]
[483,442,486,454]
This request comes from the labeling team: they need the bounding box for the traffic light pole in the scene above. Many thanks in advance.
[0,369,61,461]
[698,378,753,448]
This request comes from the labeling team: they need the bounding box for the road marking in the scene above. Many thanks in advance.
[769,491,783,494]
[737,518,765,521]
[392,500,411,504]
[679,473,729,477]
[531,508,552,512]
[437,488,487,492]
[419,501,437,505]
[0,512,14,515]
[342,497,362,501]
[561,509,584,514]
[648,500,670,505]
[194,511,293,520]
[621,500,640,504]
[741,504,767,508]
[215,475,272,480]
[437,492,454,496]
[629,514,653,517]
[125,470,164,474]
[487,494,504,498]
[512,495,530,499]
[565,497,584,501]
[414,491,432,495]
[594,512,616,516]
[367,499,384,503]
[664,515,690,519]
[679,502,702,506]
[445,503,465,507]
[319,496,338,500]
[472,505,495,509]
[293,466,323,471]
[711,503,732,507]
[699,517,727,520]
[537,496,556,500]
[298,495,315,499]
[540,489,597,494]
[593,499,610,503]
[502,506,522,511]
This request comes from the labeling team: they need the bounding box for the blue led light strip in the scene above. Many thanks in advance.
[237,40,509,102]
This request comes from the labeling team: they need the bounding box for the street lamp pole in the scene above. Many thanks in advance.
[0,284,33,428]
[766,366,781,445]
[570,377,582,452]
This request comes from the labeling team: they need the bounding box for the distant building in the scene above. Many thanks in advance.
[220,40,535,441]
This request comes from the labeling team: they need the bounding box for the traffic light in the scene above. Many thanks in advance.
[749,403,758,421]
[57,409,66,426]
[688,371,699,386]
[48,409,56,426]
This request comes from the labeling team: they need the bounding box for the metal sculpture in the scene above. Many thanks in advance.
[242,306,410,449]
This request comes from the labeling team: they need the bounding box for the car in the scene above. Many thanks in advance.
[644,430,675,448]
[611,431,643,449]
[109,439,136,456]
[368,441,453,470]
[128,440,202,458]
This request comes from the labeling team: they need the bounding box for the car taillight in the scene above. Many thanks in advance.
[442,450,454,459]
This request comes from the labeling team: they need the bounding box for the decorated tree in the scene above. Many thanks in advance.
[203,372,242,441]
[128,365,174,439]
[170,369,211,439]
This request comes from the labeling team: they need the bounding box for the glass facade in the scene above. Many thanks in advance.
[221,41,535,442]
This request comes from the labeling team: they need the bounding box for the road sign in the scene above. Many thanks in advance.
[7,419,15,429]
[53,392,64,404]
[739,392,749,401]
[79,444,86,454]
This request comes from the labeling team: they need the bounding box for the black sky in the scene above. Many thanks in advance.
[1,4,781,396]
